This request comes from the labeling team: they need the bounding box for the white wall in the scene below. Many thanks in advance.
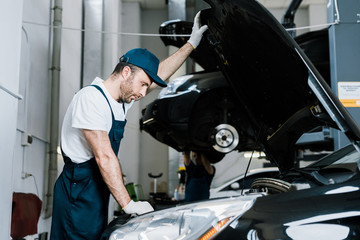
[17,0,52,200]
[12,0,57,237]
[139,8,170,197]
[10,0,83,238]
[308,4,327,31]
[270,3,327,36]
[0,0,23,239]
[269,7,309,36]
[59,0,82,131]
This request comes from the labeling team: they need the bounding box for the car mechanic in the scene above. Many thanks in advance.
[184,151,216,202]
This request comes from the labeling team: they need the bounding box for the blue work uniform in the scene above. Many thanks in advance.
[50,85,126,240]
[185,161,215,202]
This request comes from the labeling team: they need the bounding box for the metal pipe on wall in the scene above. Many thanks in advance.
[45,0,62,218]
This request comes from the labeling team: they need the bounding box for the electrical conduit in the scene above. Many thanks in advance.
[45,0,62,218]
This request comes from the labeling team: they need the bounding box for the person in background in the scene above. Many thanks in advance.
[50,11,208,240]
[184,151,216,202]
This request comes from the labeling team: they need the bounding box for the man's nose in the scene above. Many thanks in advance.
[139,87,147,97]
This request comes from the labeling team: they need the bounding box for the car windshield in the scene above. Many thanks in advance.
[308,144,360,168]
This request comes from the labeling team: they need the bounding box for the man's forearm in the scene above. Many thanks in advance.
[148,42,194,92]
[97,154,131,208]
[82,129,131,208]
[158,42,193,81]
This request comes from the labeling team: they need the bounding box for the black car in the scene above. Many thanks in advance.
[140,1,332,163]
[141,70,249,162]
[103,0,360,239]
[104,145,360,239]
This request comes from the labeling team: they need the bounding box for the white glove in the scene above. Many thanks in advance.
[187,11,208,49]
[123,200,154,215]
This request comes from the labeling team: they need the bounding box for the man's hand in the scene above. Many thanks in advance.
[123,200,154,215]
[183,151,191,166]
[188,11,208,49]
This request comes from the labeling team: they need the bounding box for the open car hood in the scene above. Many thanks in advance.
[197,0,360,171]
[157,0,360,171]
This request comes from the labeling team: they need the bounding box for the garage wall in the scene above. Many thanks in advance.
[59,0,83,129]
[11,0,84,237]
[12,0,53,237]
[0,1,23,238]
[139,8,169,197]
[11,0,83,238]
[270,4,327,36]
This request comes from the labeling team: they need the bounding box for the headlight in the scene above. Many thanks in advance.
[109,196,257,240]
[158,74,195,99]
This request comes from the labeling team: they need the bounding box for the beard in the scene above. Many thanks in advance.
[119,76,136,103]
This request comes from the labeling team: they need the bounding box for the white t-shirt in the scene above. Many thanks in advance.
[61,77,134,163]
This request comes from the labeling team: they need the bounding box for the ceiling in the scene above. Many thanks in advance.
[123,0,326,10]
[258,0,326,8]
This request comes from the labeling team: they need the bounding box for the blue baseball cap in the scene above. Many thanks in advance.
[120,48,167,87]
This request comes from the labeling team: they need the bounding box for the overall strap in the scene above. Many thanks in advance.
[90,84,126,156]
[90,85,115,121]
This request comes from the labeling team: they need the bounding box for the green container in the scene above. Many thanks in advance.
[125,183,137,201]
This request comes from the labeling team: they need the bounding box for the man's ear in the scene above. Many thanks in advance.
[121,66,131,79]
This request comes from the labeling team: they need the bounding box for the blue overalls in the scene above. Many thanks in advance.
[50,85,127,240]
[185,162,215,202]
